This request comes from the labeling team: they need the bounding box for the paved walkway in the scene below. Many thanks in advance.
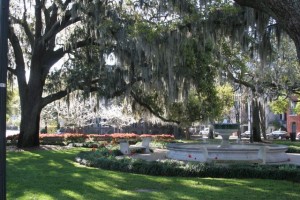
[129,149,300,166]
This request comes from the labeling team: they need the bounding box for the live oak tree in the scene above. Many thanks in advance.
[8,0,138,147]
[10,0,300,147]
[9,0,223,147]
[128,0,300,141]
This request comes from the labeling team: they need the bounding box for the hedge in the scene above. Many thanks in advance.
[75,147,300,183]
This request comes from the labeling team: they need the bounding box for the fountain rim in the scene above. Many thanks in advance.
[166,142,288,151]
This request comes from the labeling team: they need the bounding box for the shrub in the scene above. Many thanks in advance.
[286,146,300,153]
[75,147,300,183]
[6,134,19,145]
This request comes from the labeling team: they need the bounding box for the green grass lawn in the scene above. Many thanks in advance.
[7,147,300,200]
[272,140,300,146]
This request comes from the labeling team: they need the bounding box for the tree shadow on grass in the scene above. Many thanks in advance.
[7,148,300,200]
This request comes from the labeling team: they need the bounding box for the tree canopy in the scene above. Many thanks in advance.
[8,0,300,147]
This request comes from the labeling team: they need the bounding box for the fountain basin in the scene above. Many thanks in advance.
[166,143,289,164]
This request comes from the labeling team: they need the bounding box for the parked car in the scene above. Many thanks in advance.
[6,129,19,136]
[241,130,250,138]
[199,128,219,137]
[56,128,65,134]
[267,130,289,139]
[6,126,19,136]
[199,128,209,135]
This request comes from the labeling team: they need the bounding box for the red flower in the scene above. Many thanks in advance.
[140,134,153,138]
[111,133,138,139]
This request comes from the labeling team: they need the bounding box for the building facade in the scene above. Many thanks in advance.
[286,98,300,134]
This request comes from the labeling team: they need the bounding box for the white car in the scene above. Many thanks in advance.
[199,128,209,135]
[199,128,219,137]
[6,129,19,136]
[241,130,250,138]
[267,130,289,139]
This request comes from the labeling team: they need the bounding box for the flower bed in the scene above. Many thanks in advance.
[86,134,112,142]
[153,134,175,142]
[6,133,175,146]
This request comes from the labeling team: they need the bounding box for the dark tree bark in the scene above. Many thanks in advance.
[235,0,300,60]
[252,99,262,142]
[259,100,267,139]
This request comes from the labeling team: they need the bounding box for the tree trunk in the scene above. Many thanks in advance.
[252,99,262,142]
[208,125,214,139]
[259,100,267,139]
[17,60,45,148]
[17,105,41,147]
[185,127,191,140]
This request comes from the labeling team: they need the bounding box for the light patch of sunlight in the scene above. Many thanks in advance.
[248,187,269,193]
[201,185,224,192]
[23,191,54,200]
[284,191,300,198]
[218,178,252,185]
[66,159,87,167]
[84,181,139,198]
[61,189,84,199]
[84,181,112,191]
[164,191,200,200]
[71,173,82,178]
[47,160,64,168]
[107,189,140,199]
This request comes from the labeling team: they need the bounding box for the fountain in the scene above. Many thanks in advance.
[214,123,239,147]
[166,124,289,164]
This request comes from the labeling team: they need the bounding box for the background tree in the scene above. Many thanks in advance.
[6,85,20,127]
[41,92,135,133]
[216,83,235,122]
[269,96,289,115]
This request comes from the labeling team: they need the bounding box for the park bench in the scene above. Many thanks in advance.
[119,137,152,155]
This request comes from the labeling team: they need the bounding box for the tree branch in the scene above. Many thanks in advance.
[42,76,142,108]
[43,38,96,74]
[8,25,26,81]
[62,0,72,10]
[43,2,59,34]
[42,9,81,43]
[10,16,34,48]
[7,67,17,75]
[35,0,44,39]
[130,91,180,124]
[226,69,256,92]
[41,90,69,108]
